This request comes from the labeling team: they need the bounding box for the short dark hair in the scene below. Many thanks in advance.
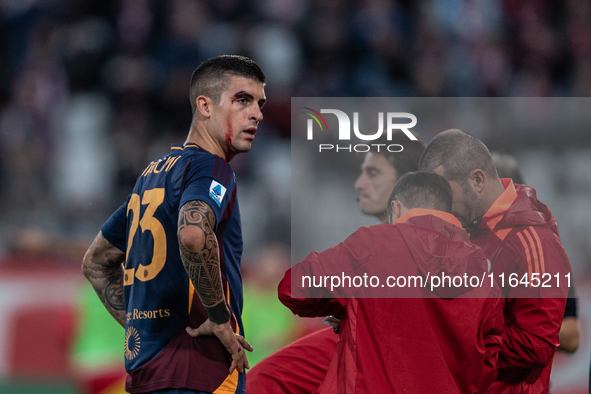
[370,129,426,176]
[388,171,453,215]
[418,129,498,184]
[491,152,524,184]
[189,55,266,114]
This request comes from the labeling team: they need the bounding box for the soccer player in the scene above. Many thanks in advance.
[82,55,266,394]
[419,129,572,393]
[246,132,425,393]
[279,171,504,393]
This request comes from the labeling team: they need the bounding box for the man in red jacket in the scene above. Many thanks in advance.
[279,171,504,393]
[419,129,572,393]
[491,151,580,355]
[246,132,425,393]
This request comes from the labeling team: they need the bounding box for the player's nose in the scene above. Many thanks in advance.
[251,106,263,123]
[354,174,365,190]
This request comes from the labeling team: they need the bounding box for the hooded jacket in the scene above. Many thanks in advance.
[279,209,504,393]
[467,179,571,394]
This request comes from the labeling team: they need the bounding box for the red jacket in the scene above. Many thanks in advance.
[279,209,504,393]
[468,179,571,394]
[246,327,338,393]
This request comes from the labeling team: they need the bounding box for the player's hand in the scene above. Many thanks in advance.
[186,319,253,374]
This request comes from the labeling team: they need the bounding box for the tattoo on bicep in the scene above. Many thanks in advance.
[178,201,226,309]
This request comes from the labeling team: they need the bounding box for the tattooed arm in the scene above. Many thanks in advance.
[178,200,230,323]
[178,200,252,373]
[82,231,126,327]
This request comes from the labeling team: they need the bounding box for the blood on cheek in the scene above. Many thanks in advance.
[225,112,233,161]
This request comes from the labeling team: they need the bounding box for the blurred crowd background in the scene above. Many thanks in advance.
[1,0,591,393]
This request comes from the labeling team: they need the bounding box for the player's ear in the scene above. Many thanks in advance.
[196,95,212,118]
[388,201,395,223]
[469,169,486,193]
[392,200,404,223]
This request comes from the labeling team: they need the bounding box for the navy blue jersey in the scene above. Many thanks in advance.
[102,143,245,393]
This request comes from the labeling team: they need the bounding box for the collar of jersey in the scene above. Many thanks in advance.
[479,178,518,232]
[171,143,201,150]
[394,208,462,228]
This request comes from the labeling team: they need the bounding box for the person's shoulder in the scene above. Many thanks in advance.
[502,183,556,227]
[503,223,559,250]
[181,148,234,176]
[179,145,216,162]
[499,224,569,277]
[354,223,394,236]
[348,224,401,244]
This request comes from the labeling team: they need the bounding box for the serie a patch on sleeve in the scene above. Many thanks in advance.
[209,180,227,207]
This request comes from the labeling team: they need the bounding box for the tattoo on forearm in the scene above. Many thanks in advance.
[82,232,127,327]
[105,275,125,311]
[178,200,230,324]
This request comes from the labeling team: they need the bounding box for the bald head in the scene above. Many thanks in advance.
[418,129,504,227]
[418,129,498,184]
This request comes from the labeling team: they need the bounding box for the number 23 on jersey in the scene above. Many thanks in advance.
[124,188,166,285]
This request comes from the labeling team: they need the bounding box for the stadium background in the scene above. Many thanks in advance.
[0,0,590,393]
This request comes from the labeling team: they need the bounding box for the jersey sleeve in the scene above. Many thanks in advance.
[496,227,570,370]
[101,200,128,252]
[179,155,235,227]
